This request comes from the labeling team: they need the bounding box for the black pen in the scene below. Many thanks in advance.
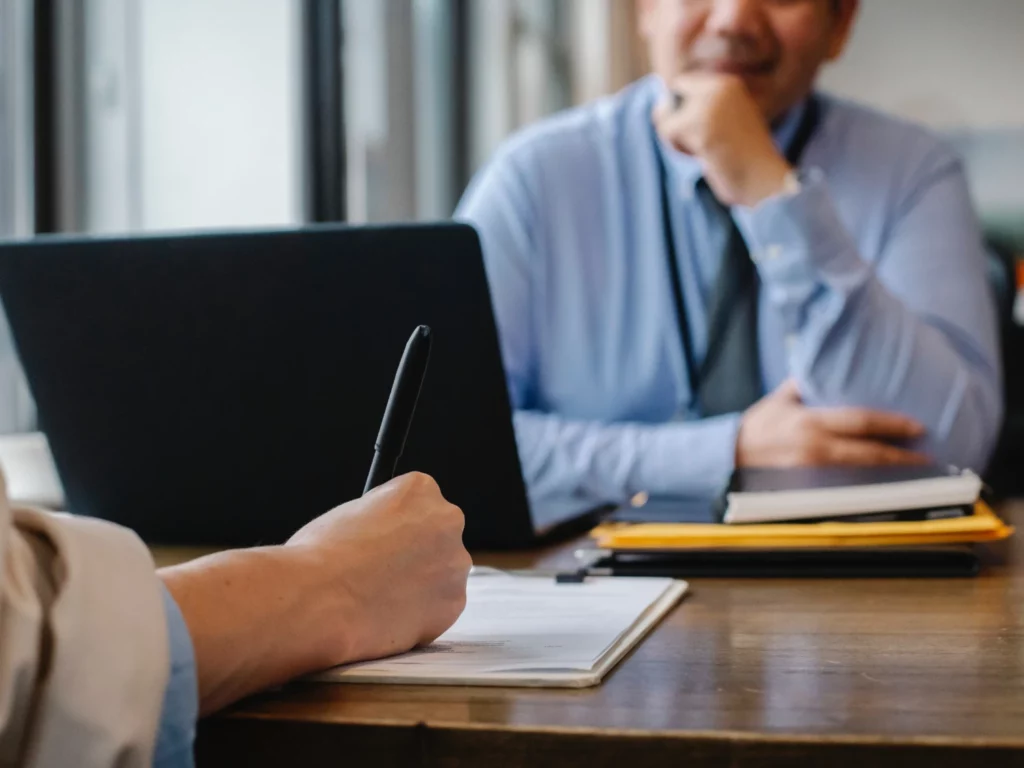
[363,325,433,494]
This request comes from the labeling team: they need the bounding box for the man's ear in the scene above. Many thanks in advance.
[636,0,657,40]
[826,0,859,61]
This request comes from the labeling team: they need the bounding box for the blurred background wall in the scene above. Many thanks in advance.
[9,0,1024,235]
[1,0,1023,434]
[819,0,1024,248]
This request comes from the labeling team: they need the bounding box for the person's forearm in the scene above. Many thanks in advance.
[159,545,347,716]
[515,410,742,501]
[794,279,1001,468]
[736,173,1002,470]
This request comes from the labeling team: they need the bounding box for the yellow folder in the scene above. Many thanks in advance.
[591,502,1014,551]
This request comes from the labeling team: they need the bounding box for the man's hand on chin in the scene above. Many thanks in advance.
[652,72,794,208]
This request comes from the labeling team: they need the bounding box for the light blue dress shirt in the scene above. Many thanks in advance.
[153,586,198,768]
[456,75,1002,504]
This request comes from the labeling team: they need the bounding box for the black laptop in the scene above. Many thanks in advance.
[0,223,597,548]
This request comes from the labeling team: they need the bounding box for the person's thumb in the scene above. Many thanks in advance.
[775,378,803,403]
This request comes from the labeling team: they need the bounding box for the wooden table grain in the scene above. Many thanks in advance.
[191,502,1024,767]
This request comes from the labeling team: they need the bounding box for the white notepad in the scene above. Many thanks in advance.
[311,574,688,688]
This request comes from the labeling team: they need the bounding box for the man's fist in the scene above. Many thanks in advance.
[287,472,472,662]
[652,73,794,207]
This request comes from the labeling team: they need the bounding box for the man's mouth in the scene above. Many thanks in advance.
[697,59,776,77]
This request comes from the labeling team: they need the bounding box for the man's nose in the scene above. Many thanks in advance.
[704,0,767,36]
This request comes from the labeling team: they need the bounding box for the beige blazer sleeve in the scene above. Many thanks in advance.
[0,472,170,767]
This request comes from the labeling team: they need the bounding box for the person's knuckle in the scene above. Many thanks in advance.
[441,501,465,531]
[880,450,901,465]
[403,474,441,503]
[428,588,466,627]
[390,473,416,494]
[409,471,439,491]
[442,582,468,616]
[849,412,871,434]
[453,590,468,617]
[877,448,902,465]
[891,449,917,465]
[803,435,831,464]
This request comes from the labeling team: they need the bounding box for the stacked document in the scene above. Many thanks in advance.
[719,466,982,525]
[592,502,1013,550]
[312,574,687,688]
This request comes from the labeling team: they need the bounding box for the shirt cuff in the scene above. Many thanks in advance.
[734,168,871,299]
[635,414,742,497]
[153,585,198,768]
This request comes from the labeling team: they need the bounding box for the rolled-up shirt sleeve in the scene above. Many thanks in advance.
[0,472,171,768]
[153,586,198,768]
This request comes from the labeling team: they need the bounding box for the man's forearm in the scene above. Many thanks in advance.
[794,281,1001,468]
[162,476,473,717]
[736,172,1002,470]
[160,546,348,716]
[515,410,742,501]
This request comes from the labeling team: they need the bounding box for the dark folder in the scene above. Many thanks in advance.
[587,546,982,579]
[599,493,987,578]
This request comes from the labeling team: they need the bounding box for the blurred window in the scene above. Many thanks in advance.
[0,0,37,434]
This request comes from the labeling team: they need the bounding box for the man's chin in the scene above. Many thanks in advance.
[704,62,775,78]
[693,65,776,97]
[734,70,774,93]
[721,74,779,118]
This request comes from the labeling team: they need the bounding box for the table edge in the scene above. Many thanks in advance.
[209,711,1024,750]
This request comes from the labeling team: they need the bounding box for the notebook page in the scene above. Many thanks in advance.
[318,575,683,681]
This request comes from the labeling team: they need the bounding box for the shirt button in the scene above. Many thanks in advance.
[786,334,798,353]
[764,244,783,261]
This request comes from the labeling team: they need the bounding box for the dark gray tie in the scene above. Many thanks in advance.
[657,97,820,418]
[693,178,761,417]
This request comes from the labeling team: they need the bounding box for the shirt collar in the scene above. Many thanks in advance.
[650,76,810,193]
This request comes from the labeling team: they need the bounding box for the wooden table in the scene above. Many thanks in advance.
[191,502,1024,767]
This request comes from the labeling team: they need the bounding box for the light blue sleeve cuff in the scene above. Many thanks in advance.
[634,413,742,498]
[734,169,872,304]
[153,585,199,768]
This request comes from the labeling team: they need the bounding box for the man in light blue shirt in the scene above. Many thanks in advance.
[457,0,1001,504]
